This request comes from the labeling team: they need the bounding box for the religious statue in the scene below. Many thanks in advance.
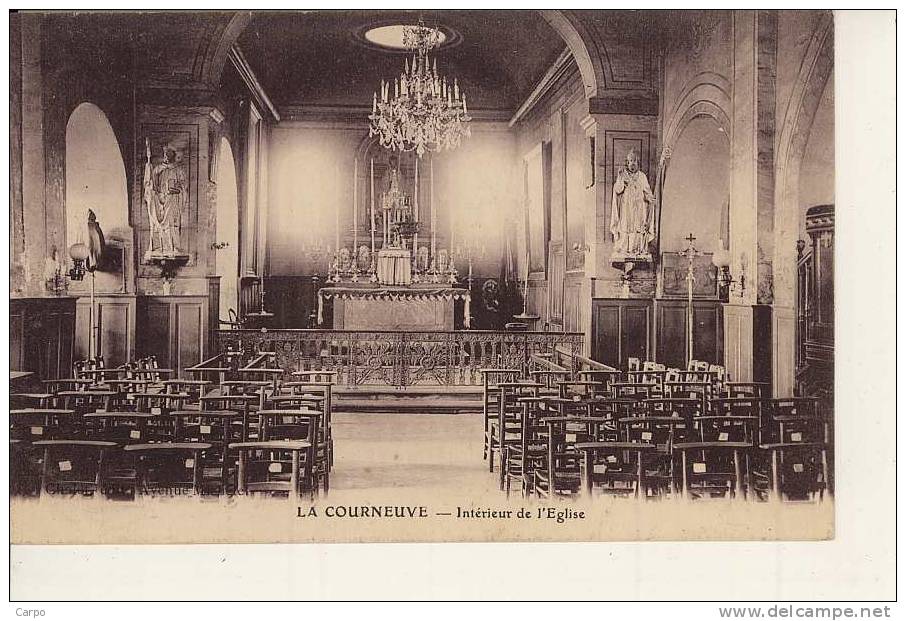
[338,246,353,272]
[143,138,188,260]
[416,245,429,272]
[610,149,656,260]
[356,245,371,272]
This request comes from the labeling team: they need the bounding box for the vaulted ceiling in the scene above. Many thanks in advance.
[236,10,568,112]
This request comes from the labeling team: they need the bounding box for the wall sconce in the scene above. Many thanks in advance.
[211,241,230,250]
[68,242,89,281]
[711,243,743,301]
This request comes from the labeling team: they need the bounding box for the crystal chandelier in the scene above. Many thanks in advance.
[369,21,471,157]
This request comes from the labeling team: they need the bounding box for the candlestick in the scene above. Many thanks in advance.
[370,158,376,254]
[352,158,358,256]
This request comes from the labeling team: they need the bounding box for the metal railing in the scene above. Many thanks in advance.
[215,329,584,388]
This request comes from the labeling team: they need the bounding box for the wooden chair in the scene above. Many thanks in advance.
[124,442,212,496]
[478,368,521,467]
[33,440,119,497]
[11,392,55,409]
[577,369,622,394]
[82,411,162,444]
[672,400,759,500]
[611,382,656,401]
[171,409,245,494]
[252,408,326,496]
[163,379,212,410]
[529,370,572,396]
[489,381,541,477]
[10,409,80,442]
[532,412,601,498]
[501,396,549,496]
[43,378,95,395]
[557,379,608,400]
[56,389,120,415]
[275,383,334,469]
[229,440,313,500]
[614,399,698,497]
[575,439,658,498]
[759,398,830,501]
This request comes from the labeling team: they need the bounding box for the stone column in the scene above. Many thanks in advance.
[723,10,776,385]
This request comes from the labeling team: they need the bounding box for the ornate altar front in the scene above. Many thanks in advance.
[318,284,470,331]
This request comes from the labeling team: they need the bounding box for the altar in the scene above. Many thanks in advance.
[318,284,470,331]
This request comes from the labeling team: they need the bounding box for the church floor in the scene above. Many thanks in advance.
[328,411,494,495]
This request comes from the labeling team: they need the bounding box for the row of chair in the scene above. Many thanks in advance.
[11,358,339,500]
[481,367,831,502]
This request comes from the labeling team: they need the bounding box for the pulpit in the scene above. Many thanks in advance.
[318,284,470,331]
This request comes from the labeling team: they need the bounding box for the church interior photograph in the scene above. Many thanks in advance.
[9,9,836,540]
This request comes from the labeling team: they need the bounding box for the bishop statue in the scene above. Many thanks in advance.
[610,149,656,260]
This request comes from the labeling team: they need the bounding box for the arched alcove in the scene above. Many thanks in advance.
[661,115,730,253]
[65,101,131,364]
[65,102,129,264]
[798,71,834,239]
[215,137,241,322]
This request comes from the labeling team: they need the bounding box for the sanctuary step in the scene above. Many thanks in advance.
[333,385,482,414]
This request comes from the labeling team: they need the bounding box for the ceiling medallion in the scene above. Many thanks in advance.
[368,19,471,157]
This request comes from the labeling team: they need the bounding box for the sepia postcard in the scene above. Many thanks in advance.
[6,6,897,603]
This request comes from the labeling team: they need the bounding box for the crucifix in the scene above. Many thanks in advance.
[680,233,703,368]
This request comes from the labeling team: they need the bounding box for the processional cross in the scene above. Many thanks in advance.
[681,233,702,368]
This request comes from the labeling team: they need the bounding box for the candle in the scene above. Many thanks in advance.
[335,162,340,254]
[413,157,419,257]
[370,158,375,254]
[430,156,436,257]
[352,157,358,253]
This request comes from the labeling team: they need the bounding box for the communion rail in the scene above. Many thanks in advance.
[215,329,584,388]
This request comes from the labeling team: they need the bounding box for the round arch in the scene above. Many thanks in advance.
[65,102,130,261]
[770,14,833,397]
[202,10,602,100]
[773,14,834,309]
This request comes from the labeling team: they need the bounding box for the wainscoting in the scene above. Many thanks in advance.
[592,298,724,370]
[591,299,653,369]
[653,299,723,368]
[723,304,772,386]
[10,297,76,380]
[136,295,208,375]
[74,295,136,367]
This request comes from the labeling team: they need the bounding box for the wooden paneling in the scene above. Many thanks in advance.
[75,296,135,366]
[591,299,652,369]
[176,302,204,372]
[654,299,724,368]
[773,306,796,398]
[9,297,76,380]
[137,296,207,375]
[723,303,772,386]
